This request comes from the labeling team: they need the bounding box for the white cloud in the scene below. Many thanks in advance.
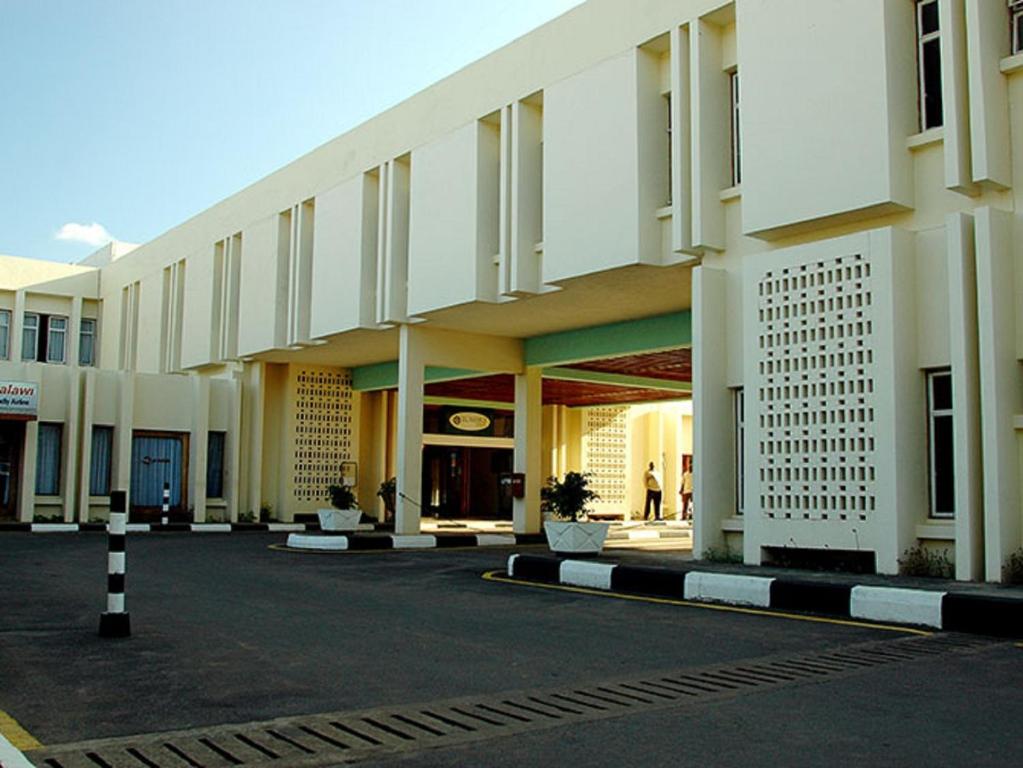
[55,222,115,247]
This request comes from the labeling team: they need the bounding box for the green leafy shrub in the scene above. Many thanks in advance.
[898,546,954,579]
[32,513,63,523]
[329,484,358,510]
[541,472,599,522]
[1003,548,1023,584]
[702,543,743,564]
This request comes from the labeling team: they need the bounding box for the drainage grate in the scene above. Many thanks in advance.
[29,633,999,768]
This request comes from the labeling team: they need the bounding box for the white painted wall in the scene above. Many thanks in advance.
[737,0,915,237]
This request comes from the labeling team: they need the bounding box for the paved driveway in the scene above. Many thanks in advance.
[1,533,1021,766]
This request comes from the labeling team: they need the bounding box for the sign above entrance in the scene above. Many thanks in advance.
[0,381,38,420]
[448,411,492,433]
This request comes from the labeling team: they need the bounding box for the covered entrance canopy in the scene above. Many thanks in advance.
[352,311,693,533]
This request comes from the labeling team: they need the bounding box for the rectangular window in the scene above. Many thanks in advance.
[22,313,38,361]
[730,71,741,186]
[206,431,226,498]
[0,309,9,359]
[79,318,96,366]
[89,426,114,496]
[734,387,745,515]
[35,423,62,496]
[916,0,943,130]
[927,370,954,518]
[46,316,67,363]
[1013,1,1023,54]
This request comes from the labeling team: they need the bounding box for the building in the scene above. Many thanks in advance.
[2,0,1022,581]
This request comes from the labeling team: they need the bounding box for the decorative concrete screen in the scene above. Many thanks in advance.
[755,252,877,523]
[291,367,355,505]
[583,406,628,512]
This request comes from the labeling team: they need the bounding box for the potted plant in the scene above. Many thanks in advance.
[541,471,609,555]
[318,483,362,532]
[377,477,396,523]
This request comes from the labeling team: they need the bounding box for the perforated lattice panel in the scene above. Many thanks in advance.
[756,253,876,522]
[583,406,628,509]
[291,367,354,505]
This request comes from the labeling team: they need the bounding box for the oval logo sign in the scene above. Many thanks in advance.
[449,412,491,432]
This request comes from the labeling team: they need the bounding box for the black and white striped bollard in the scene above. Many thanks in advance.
[99,490,131,638]
[161,482,170,526]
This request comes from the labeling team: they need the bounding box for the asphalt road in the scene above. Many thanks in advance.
[1,533,1020,766]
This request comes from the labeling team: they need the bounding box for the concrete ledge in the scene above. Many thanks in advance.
[392,535,438,549]
[684,571,774,607]
[190,524,232,532]
[560,560,615,590]
[477,534,517,546]
[434,534,479,548]
[851,586,945,629]
[496,554,1023,637]
[610,564,687,598]
[0,732,34,768]
[287,534,349,550]
[942,593,1023,638]
[30,523,78,533]
[508,554,563,582]
[771,579,851,616]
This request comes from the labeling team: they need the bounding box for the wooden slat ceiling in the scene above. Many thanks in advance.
[422,349,691,407]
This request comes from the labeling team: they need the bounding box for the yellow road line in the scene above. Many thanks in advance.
[0,711,41,750]
[482,570,930,636]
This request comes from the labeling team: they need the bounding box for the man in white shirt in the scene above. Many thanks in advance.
[643,461,663,521]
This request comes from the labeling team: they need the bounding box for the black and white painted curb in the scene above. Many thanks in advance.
[506,554,1023,638]
[286,532,547,551]
[0,522,343,534]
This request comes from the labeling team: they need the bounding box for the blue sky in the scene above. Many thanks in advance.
[0,0,583,263]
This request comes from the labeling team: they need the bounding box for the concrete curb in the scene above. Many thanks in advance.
[0,731,35,768]
[0,522,362,534]
[505,554,1023,637]
[287,532,545,551]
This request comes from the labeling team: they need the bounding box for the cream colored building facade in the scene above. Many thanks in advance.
[2,0,1022,580]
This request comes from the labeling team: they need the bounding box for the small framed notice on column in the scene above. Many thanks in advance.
[340,461,358,488]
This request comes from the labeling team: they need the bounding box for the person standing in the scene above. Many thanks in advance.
[680,456,693,521]
[643,461,663,521]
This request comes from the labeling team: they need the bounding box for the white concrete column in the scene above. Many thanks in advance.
[938,0,975,194]
[68,296,83,368]
[113,372,135,502]
[226,374,242,522]
[77,368,96,522]
[871,228,924,576]
[693,266,734,559]
[62,370,81,521]
[513,366,542,534]
[965,0,1012,189]
[395,325,424,535]
[974,207,1020,580]
[10,290,25,362]
[375,390,390,522]
[18,420,38,522]
[240,362,265,520]
[946,213,984,580]
[190,375,210,522]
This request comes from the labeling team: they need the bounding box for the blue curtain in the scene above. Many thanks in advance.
[35,423,62,495]
[89,426,113,496]
[206,432,225,499]
[130,435,184,507]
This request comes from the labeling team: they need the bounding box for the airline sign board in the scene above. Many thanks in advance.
[0,381,39,420]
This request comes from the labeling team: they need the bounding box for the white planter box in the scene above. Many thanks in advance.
[543,521,610,555]
[317,508,362,532]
